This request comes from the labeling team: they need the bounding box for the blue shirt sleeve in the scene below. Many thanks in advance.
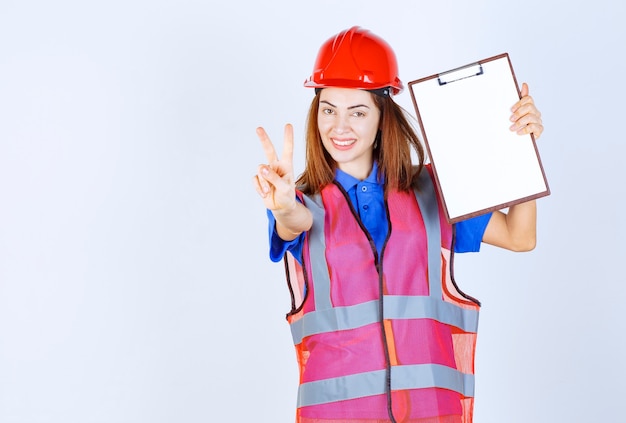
[453,212,493,253]
[270,209,493,259]
[267,209,305,263]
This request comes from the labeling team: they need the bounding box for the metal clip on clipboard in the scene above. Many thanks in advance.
[437,63,484,86]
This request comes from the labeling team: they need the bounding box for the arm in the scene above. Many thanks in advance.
[482,83,543,252]
[482,201,536,251]
[269,199,312,241]
[253,124,313,241]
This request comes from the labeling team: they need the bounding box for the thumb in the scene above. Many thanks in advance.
[261,165,288,187]
[520,82,529,98]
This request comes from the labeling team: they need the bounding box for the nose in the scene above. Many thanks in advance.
[334,113,350,135]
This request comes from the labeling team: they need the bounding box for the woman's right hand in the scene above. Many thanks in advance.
[253,124,297,214]
[253,124,313,240]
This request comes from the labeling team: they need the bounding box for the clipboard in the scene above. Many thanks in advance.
[408,53,550,223]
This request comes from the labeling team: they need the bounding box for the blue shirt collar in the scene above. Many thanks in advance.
[334,161,381,192]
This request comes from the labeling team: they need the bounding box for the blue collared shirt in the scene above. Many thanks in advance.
[268,163,492,263]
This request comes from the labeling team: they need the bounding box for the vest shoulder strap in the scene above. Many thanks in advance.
[413,167,443,299]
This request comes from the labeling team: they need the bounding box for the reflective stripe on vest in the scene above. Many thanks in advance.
[299,364,475,407]
[290,296,478,345]
[287,168,479,421]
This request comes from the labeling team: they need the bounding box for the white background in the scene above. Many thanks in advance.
[1,1,624,422]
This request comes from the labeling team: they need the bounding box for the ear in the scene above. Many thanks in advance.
[374,129,382,149]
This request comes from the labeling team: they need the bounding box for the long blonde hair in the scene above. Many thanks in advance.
[296,91,424,197]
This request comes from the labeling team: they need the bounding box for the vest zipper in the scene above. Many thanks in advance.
[334,182,399,423]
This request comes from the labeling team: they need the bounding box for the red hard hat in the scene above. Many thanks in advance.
[304,26,403,96]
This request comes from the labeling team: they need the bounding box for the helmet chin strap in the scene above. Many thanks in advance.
[314,87,392,97]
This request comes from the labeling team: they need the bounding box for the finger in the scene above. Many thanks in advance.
[511,95,535,114]
[256,165,273,194]
[510,99,540,125]
[511,111,542,129]
[511,116,540,133]
[511,82,532,113]
[281,124,294,165]
[511,102,541,122]
[256,127,279,163]
[531,123,544,139]
[517,122,543,138]
[252,174,269,198]
[258,163,288,189]
[510,114,543,137]
[520,82,529,98]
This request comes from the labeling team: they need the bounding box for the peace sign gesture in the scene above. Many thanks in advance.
[253,124,312,240]
[253,124,297,212]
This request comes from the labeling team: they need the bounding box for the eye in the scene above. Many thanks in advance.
[352,111,365,118]
[321,108,334,115]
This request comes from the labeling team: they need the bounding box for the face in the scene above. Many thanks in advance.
[317,87,381,180]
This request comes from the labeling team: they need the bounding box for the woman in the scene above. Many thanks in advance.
[253,26,543,423]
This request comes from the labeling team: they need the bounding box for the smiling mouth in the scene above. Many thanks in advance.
[332,138,356,146]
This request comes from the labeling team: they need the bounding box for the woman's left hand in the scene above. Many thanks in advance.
[510,82,543,140]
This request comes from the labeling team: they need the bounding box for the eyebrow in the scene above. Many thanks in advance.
[320,100,371,110]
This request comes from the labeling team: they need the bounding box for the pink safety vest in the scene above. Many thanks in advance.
[284,169,481,423]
